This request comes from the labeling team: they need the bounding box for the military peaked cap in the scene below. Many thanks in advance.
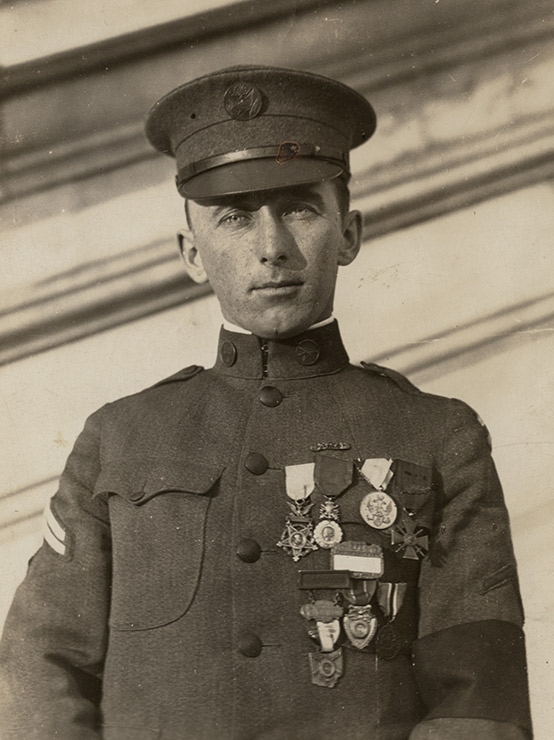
[145,65,376,200]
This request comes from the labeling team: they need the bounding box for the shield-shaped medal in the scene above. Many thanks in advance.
[344,605,378,649]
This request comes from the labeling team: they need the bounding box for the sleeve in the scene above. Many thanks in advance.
[0,409,111,740]
[410,399,532,739]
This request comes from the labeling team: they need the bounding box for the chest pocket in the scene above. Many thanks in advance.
[94,460,224,631]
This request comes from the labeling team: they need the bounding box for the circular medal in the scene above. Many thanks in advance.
[359,491,398,530]
[319,656,337,678]
[376,622,401,660]
[313,520,343,548]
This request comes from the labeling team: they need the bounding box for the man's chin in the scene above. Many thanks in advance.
[247,318,313,340]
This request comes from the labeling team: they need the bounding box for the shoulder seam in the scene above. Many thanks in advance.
[152,365,204,388]
[360,361,422,395]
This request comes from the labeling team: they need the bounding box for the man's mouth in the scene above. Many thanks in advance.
[251,280,304,292]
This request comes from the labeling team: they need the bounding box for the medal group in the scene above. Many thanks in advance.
[276,447,433,688]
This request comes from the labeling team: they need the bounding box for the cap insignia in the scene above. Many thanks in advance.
[224,82,263,120]
[276,141,300,164]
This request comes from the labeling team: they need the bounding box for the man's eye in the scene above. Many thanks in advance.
[219,212,250,226]
[285,205,316,219]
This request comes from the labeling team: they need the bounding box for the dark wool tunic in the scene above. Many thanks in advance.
[0,322,531,739]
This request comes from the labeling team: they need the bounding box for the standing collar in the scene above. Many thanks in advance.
[213,319,349,379]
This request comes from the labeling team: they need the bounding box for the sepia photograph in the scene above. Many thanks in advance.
[1,0,553,737]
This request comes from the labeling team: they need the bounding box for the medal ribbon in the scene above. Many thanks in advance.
[376,582,407,620]
[314,454,353,498]
[285,463,315,501]
[360,458,393,490]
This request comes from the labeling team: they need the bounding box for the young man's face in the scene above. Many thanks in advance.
[180,180,362,339]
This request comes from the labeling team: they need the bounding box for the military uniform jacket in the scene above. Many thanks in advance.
[0,322,532,740]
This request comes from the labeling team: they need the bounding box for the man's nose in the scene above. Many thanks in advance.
[256,211,295,266]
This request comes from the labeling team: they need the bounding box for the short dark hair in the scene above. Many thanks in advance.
[333,174,351,219]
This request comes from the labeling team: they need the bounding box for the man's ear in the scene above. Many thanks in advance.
[338,209,362,266]
[177,229,208,284]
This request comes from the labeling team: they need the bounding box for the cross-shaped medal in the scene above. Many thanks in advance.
[390,518,429,560]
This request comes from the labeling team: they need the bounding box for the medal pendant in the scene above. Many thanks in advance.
[390,518,429,560]
[277,514,317,561]
[360,491,398,530]
[314,519,343,548]
[344,605,378,649]
[308,648,344,688]
[376,622,401,660]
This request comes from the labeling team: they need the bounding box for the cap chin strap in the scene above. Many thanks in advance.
[176,143,348,189]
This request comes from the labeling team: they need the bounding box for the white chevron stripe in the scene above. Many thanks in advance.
[42,501,66,555]
[42,518,65,555]
[44,501,65,542]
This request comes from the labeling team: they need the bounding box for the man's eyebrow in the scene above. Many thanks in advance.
[209,200,258,215]
[274,187,326,210]
[204,186,326,214]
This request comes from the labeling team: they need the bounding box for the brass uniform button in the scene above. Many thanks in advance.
[258,386,283,407]
[244,452,269,475]
[236,538,262,563]
[237,632,263,657]
[220,341,237,366]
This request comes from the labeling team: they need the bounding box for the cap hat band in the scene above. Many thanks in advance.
[177,143,348,187]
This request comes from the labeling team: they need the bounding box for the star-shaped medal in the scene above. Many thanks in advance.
[390,518,429,560]
[277,504,318,561]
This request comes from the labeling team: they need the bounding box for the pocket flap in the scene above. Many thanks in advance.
[94,459,224,504]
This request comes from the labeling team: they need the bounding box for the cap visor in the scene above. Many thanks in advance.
[180,158,344,200]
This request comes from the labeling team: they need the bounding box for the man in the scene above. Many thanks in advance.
[0,66,532,739]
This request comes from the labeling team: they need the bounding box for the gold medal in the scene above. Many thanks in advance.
[313,520,343,548]
[359,491,398,530]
